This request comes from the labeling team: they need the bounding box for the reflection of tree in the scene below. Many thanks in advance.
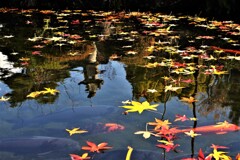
[197,69,240,125]
[3,67,69,107]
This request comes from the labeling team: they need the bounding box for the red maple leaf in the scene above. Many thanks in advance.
[69,153,90,160]
[174,114,189,122]
[104,123,125,132]
[181,79,194,83]
[156,143,179,152]
[81,141,112,153]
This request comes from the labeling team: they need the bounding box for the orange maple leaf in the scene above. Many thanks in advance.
[148,118,172,130]
[81,141,112,153]
[180,96,197,103]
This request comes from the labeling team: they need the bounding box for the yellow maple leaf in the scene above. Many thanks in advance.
[69,153,90,160]
[189,117,198,121]
[19,57,30,61]
[165,85,184,92]
[144,62,160,68]
[157,140,174,145]
[66,127,88,136]
[126,146,133,160]
[209,148,231,160]
[120,101,159,114]
[26,91,43,98]
[215,121,231,128]
[0,96,10,101]
[42,88,59,95]
[184,130,201,138]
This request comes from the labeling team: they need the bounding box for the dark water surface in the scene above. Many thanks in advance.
[0,9,240,160]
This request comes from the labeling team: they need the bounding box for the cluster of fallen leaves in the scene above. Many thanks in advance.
[128,104,240,159]
[65,123,125,160]
[65,99,240,160]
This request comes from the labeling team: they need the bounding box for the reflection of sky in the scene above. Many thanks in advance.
[0,81,12,95]
[0,52,22,78]
[57,61,132,107]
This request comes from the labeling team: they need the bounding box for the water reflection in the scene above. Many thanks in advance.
[78,42,104,98]
[0,9,239,159]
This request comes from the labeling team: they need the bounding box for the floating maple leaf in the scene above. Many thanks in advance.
[156,140,179,152]
[0,96,10,101]
[147,89,158,93]
[69,153,90,160]
[174,114,189,122]
[81,141,112,153]
[42,87,59,95]
[181,148,212,160]
[144,62,160,68]
[66,127,88,136]
[134,130,153,139]
[215,121,231,128]
[209,148,231,160]
[165,85,184,92]
[19,57,30,61]
[184,130,201,138]
[26,91,42,98]
[148,118,172,130]
[180,96,197,103]
[120,101,159,114]
[126,146,133,160]
[181,79,194,83]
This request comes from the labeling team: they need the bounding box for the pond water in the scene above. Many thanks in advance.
[0,9,240,160]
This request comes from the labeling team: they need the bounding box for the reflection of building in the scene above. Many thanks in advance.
[79,42,104,98]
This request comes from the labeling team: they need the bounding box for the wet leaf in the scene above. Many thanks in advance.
[209,148,231,160]
[26,91,42,98]
[156,141,179,152]
[42,88,60,95]
[120,101,159,114]
[174,114,189,122]
[165,85,184,92]
[148,118,171,130]
[184,130,201,138]
[66,128,88,136]
[134,131,152,139]
[69,153,91,160]
[81,141,112,153]
[180,96,198,103]
[0,96,10,101]
[126,146,133,160]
